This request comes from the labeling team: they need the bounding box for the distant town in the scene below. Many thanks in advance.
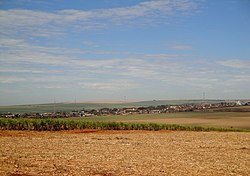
[2,100,250,119]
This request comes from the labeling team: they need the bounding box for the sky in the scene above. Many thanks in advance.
[0,0,250,105]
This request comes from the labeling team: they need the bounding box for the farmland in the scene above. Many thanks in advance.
[0,130,249,175]
[71,111,250,130]
[96,111,250,130]
[1,110,250,131]
[1,102,250,175]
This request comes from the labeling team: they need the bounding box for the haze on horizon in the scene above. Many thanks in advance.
[0,0,250,106]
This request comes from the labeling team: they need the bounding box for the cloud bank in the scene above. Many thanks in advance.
[0,0,202,37]
[1,0,249,105]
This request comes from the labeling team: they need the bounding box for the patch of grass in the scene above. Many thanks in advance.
[0,118,249,132]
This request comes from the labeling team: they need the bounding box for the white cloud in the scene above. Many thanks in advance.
[170,44,193,50]
[0,0,203,37]
[36,84,66,89]
[0,68,45,73]
[2,37,248,94]
[231,75,250,82]
[0,37,223,90]
[218,60,250,69]
[79,80,139,90]
[0,37,185,73]
[59,0,200,21]
[0,76,27,83]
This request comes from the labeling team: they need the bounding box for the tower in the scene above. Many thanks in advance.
[203,92,206,102]
[53,98,56,113]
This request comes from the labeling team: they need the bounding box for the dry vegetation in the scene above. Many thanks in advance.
[0,130,249,176]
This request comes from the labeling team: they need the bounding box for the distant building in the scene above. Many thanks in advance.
[236,101,242,106]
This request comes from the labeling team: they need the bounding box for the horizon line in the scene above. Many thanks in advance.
[1,98,250,107]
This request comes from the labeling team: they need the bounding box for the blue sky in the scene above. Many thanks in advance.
[0,0,250,105]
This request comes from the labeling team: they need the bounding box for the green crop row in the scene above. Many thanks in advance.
[0,118,248,132]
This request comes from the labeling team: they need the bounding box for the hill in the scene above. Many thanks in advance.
[0,99,224,114]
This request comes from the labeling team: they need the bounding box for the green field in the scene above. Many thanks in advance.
[0,99,223,114]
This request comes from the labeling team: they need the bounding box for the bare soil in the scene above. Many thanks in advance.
[0,130,249,176]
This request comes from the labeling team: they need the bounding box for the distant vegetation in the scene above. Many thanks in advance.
[0,118,248,132]
[0,100,224,114]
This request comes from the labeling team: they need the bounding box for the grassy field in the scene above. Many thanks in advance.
[0,99,223,114]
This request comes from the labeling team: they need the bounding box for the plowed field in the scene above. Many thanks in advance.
[0,130,249,176]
